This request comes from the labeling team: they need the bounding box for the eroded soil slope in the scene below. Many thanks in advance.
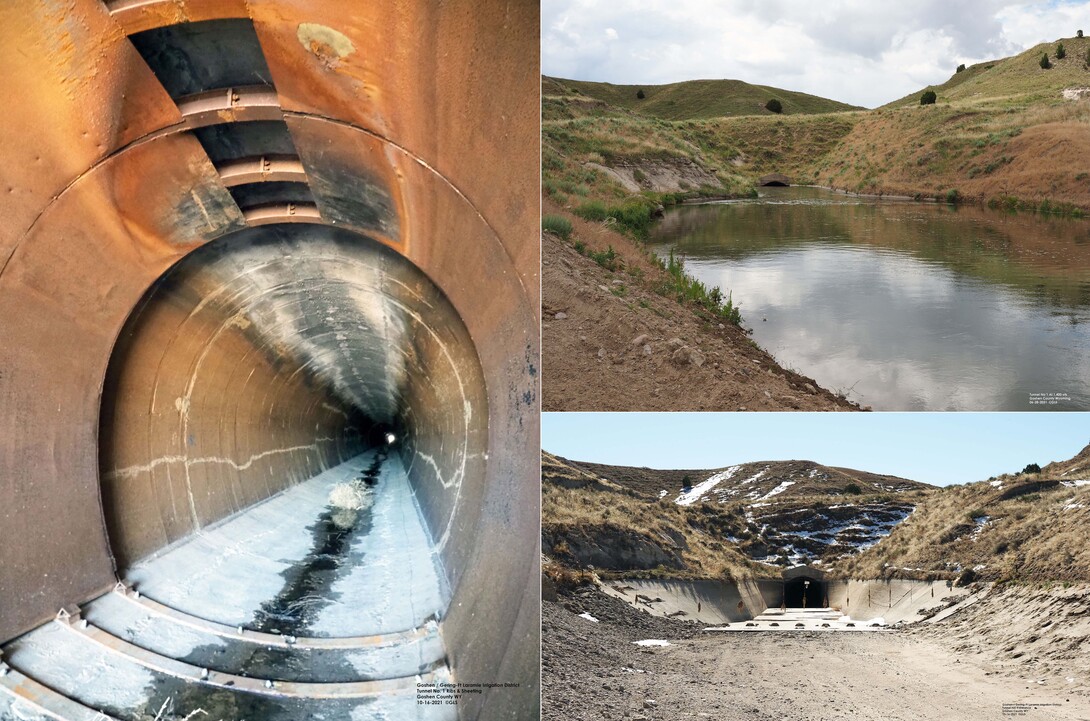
[542,229,856,412]
[836,444,1090,582]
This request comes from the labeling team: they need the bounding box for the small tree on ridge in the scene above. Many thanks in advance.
[920,90,937,105]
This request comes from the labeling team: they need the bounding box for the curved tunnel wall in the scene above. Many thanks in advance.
[99,224,489,571]
[0,2,539,719]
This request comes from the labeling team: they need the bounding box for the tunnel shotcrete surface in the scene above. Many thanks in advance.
[0,3,539,720]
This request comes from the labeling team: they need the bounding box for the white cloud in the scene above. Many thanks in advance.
[541,0,1090,107]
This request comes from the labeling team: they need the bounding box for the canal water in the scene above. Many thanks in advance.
[649,187,1090,410]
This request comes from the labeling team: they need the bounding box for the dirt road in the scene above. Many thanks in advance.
[544,588,1090,721]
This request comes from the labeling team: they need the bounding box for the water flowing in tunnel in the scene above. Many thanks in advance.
[0,3,539,720]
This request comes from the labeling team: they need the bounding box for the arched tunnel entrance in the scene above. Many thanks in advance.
[782,566,828,609]
[0,3,538,720]
[784,576,826,608]
[758,173,793,187]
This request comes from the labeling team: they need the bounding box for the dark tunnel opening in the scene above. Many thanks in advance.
[784,577,826,608]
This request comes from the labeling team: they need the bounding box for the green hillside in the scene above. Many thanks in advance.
[546,76,862,119]
[885,35,1090,108]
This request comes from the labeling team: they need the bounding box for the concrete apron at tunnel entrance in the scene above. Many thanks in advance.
[706,608,890,632]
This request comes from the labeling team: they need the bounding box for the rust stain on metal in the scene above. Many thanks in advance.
[106,0,249,35]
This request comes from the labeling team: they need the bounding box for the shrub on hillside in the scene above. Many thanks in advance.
[956,63,966,73]
[636,89,646,99]
[541,214,573,240]
[1078,29,1084,38]
[573,200,608,222]
[1022,463,1042,475]
[920,90,937,105]
[1040,53,1051,69]
[1056,43,1066,59]
[844,483,863,495]
[765,98,783,113]
[587,245,618,271]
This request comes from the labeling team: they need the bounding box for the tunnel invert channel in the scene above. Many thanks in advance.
[0,2,539,719]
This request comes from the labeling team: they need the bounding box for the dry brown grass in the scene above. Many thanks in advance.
[814,100,1090,211]
[543,36,1090,215]
[543,454,771,581]
[833,464,1090,582]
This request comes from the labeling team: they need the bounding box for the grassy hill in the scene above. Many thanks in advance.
[542,34,1090,216]
[542,452,932,579]
[818,35,1090,210]
[542,452,762,581]
[561,456,930,501]
[546,76,861,119]
[833,444,1090,582]
[885,35,1090,109]
[545,443,1090,584]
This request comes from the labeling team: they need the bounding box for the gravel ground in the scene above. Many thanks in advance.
[543,585,1090,721]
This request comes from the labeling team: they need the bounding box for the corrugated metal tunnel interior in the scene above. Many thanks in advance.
[0,2,539,720]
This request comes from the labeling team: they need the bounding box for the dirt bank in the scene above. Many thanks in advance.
[541,212,858,412]
[543,584,1089,721]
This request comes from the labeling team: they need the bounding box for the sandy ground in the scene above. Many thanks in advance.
[541,228,858,412]
[543,586,1090,721]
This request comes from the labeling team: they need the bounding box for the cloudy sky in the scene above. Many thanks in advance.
[542,0,1090,107]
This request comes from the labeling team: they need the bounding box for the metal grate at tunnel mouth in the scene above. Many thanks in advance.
[0,2,539,720]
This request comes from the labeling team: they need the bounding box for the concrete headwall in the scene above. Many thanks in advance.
[604,577,969,626]
[827,579,969,623]
[602,578,778,623]
[603,579,756,624]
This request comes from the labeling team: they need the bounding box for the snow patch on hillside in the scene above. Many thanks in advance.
[675,466,740,505]
[757,480,796,501]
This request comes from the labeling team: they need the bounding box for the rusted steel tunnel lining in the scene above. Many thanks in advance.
[0,2,539,719]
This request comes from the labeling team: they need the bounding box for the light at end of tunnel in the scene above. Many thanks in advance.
[385,432,397,445]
